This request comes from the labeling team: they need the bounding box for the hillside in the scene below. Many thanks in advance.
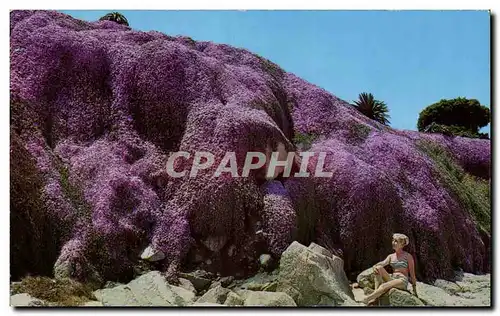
[10,10,490,286]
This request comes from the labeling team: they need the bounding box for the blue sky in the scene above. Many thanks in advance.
[60,10,491,133]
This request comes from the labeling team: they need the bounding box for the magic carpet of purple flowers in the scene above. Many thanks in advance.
[10,10,490,283]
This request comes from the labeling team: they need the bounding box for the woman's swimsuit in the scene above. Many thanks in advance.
[389,255,409,288]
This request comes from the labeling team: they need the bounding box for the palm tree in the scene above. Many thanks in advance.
[352,92,391,126]
[99,12,129,26]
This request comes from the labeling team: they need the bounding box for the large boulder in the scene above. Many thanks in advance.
[455,272,490,295]
[10,293,49,307]
[179,270,214,293]
[191,302,226,306]
[275,242,356,306]
[378,289,425,306]
[178,278,196,294]
[415,279,490,306]
[82,301,104,307]
[196,285,231,305]
[93,271,195,306]
[433,279,463,295]
[236,290,296,306]
[356,267,375,289]
[231,272,278,291]
[224,292,245,306]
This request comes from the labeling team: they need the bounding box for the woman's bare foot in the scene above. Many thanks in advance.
[362,296,377,306]
[367,298,377,306]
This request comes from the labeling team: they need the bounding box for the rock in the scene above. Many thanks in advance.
[378,288,425,306]
[219,276,234,288]
[53,254,102,288]
[104,281,123,289]
[433,279,463,295]
[128,271,195,306]
[133,260,156,277]
[415,281,490,306]
[208,280,223,290]
[196,285,231,304]
[10,293,48,307]
[363,287,374,295]
[236,290,296,306]
[224,291,245,306]
[82,301,104,307]
[235,272,278,291]
[93,271,195,306]
[179,270,213,292]
[308,243,333,257]
[276,241,356,306]
[262,281,278,292]
[140,245,165,262]
[178,278,196,294]
[259,254,272,267]
[455,273,490,294]
[356,267,375,290]
[191,302,226,306]
[352,287,365,303]
[201,235,228,252]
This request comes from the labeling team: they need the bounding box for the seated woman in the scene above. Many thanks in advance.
[362,233,418,305]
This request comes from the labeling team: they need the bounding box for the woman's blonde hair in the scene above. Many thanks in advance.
[393,233,409,247]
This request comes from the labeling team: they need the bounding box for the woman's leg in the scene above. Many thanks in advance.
[363,279,405,305]
[374,274,382,290]
[373,266,391,289]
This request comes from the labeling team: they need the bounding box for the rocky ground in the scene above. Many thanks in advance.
[10,241,490,307]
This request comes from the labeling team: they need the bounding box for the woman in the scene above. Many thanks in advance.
[362,233,418,305]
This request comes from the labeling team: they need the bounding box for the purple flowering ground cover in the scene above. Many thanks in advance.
[10,10,490,285]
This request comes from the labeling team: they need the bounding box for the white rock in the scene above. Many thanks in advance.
[94,271,195,306]
[10,293,47,307]
[276,241,356,306]
[237,290,296,306]
[140,245,165,261]
[82,301,104,307]
[259,254,272,267]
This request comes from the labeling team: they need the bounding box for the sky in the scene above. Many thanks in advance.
[60,10,491,134]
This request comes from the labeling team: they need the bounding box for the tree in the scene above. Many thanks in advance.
[352,92,391,125]
[99,12,129,26]
[418,97,490,138]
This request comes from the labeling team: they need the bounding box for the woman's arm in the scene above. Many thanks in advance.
[373,254,391,268]
[408,254,418,296]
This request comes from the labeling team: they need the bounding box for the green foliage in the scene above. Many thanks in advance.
[184,37,196,46]
[55,157,92,222]
[11,276,96,306]
[418,97,490,138]
[417,140,491,234]
[423,122,489,139]
[54,156,107,277]
[352,92,391,125]
[293,132,318,150]
[99,12,129,26]
[256,55,284,81]
[349,123,371,142]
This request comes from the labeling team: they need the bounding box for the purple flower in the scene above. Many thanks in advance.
[10,10,490,283]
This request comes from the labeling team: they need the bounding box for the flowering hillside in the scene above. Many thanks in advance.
[10,10,490,284]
